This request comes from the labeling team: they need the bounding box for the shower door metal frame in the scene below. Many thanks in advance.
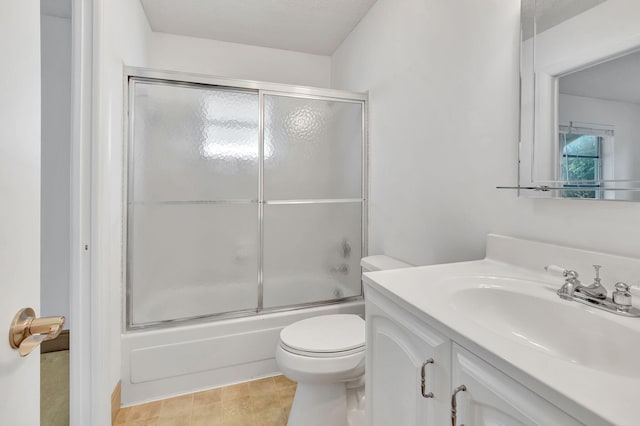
[123,67,368,331]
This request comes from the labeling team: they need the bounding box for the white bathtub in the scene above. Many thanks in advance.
[121,299,364,405]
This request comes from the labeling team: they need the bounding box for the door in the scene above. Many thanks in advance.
[365,293,451,426]
[0,1,42,425]
[451,344,581,426]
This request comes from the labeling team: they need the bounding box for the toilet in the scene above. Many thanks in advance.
[276,255,412,426]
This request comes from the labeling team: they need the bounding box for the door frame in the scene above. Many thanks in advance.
[69,0,94,424]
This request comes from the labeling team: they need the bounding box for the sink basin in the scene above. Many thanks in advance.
[447,277,640,378]
[363,237,640,426]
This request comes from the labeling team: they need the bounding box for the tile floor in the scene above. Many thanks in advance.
[114,375,297,426]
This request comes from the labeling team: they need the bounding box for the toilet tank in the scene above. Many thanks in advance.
[360,255,412,273]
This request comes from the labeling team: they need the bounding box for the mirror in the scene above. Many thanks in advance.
[519,0,640,200]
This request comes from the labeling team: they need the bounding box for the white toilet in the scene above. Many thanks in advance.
[276,255,411,426]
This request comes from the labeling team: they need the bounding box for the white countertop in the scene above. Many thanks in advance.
[363,235,640,426]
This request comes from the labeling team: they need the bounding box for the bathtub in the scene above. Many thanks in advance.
[121,298,364,405]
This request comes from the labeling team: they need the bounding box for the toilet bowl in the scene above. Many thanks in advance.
[276,255,412,426]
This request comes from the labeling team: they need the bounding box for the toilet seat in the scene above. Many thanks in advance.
[280,341,364,358]
[279,314,365,358]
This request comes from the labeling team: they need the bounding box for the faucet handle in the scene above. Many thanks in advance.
[615,282,629,292]
[565,269,579,280]
[593,265,602,279]
[563,269,580,285]
[613,282,632,312]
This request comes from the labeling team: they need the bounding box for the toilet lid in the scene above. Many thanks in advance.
[280,314,365,354]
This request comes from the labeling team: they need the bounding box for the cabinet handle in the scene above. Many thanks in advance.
[420,358,434,398]
[451,384,467,426]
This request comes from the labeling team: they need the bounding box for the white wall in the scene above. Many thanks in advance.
[148,33,331,88]
[41,13,71,327]
[332,0,640,269]
[94,0,151,420]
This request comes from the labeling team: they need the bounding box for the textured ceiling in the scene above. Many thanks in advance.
[139,0,378,55]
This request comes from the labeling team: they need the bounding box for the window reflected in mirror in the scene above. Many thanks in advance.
[558,125,613,199]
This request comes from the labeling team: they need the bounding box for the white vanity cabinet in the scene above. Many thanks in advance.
[365,287,582,426]
[366,292,451,426]
[451,344,582,426]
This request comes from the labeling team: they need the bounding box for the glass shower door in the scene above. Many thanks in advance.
[262,94,364,309]
[128,79,259,327]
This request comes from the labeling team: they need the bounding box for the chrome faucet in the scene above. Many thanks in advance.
[548,264,640,318]
[575,265,607,300]
[556,269,581,300]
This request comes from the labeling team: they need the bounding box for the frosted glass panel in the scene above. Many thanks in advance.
[130,204,258,325]
[127,78,366,328]
[132,81,259,202]
[263,203,362,308]
[264,95,363,200]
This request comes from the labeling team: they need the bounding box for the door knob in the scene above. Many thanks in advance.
[8,307,65,356]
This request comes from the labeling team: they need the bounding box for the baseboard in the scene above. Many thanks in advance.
[111,381,122,425]
[41,329,69,353]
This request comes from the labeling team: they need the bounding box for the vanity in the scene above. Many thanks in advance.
[363,235,640,426]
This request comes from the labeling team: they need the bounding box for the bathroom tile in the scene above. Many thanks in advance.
[282,405,291,420]
[276,384,297,402]
[157,415,191,426]
[248,377,277,396]
[254,407,287,426]
[221,382,250,401]
[251,393,282,412]
[222,395,252,417]
[223,412,256,426]
[122,376,294,426]
[273,375,297,407]
[190,413,222,426]
[114,408,129,425]
[191,401,222,419]
[193,388,222,408]
[118,401,163,423]
[128,418,160,426]
[273,375,295,389]
[159,394,194,418]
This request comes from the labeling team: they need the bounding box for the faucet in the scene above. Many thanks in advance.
[556,269,581,300]
[548,264,640,317]
[575,265,607,300]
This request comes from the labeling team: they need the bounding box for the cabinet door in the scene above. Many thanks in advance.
[366,296,450,426]
[451,344,582,426]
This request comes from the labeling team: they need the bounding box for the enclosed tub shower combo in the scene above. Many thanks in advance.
[121,69,368,404]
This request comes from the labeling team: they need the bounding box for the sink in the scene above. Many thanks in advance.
[363,236,640,426]
[446,277,640,378]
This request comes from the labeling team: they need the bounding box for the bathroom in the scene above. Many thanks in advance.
[2,0,640,425]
